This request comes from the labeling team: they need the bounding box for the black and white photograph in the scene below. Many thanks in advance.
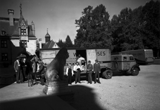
[0,0,160,110]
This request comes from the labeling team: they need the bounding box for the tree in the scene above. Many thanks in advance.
[65,35,73,47]
[75,4,112,49]
[111,7,145,52]
[57,39,65,48]
[110,0,160,57]
[120,7,145,50]
[139,0,160,57]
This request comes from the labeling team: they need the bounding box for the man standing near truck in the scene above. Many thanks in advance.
[87,60,93,84]
[94,59,101,84]
[77,55,85,66]
[73,62,81,84]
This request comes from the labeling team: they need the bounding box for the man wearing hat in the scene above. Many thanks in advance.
[93,59,101,84]
[14,56,21,83]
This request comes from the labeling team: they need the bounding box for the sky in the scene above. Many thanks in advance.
[0,0,150,43]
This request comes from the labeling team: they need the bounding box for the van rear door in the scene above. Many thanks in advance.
[96,49,111,68]
[66,49,76,65]
[86,49,96,65]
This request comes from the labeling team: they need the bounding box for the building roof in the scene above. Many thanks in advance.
[42,40,59,49]
[0,17,19,36]
[0,17,36,39]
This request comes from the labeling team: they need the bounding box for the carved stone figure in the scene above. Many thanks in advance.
[43,48,69,95]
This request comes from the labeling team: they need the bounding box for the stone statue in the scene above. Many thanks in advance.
[43,48,69,95]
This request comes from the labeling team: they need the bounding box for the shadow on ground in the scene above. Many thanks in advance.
[70,85,107,110]
[0,83,13,89]
[0,93,75,110]
[0,84,107,110]
[0,66,16,88]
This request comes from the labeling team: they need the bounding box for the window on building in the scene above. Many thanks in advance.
[1,30,6,35]
[1,40,7,48]
[130,56,134,61]
[21,29,26,35]
[1,53,8,61]
[123,57,127,60]
[20,40,27,48]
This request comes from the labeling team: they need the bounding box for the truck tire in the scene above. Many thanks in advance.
[102,70,113,79]
[131,67,139,76]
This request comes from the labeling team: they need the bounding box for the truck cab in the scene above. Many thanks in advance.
[111,54,140,76]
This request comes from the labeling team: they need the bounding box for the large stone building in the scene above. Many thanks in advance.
[0,5,37,67]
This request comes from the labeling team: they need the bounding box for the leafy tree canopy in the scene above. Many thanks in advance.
[57,39,65,48]
[57,35,74,48]
[74,1,160,57]
[65,35,73,47]
[75,4,113,49]
[110,0,160,57]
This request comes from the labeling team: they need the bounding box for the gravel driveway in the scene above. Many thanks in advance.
[0,64,159,110]
[69,64,160,110]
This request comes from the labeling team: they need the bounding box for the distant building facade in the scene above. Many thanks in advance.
[0,5,37,67]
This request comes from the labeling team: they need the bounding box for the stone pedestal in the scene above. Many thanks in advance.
[44,81,71,95]
[43,80,74,103]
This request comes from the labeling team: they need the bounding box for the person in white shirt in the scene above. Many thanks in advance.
[77,55,85,66]
[73,62,81,84]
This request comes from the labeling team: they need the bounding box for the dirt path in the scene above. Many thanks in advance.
[69,65,160,110]
[0,65,159,110]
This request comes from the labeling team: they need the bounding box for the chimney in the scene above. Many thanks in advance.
[8,9,14,26]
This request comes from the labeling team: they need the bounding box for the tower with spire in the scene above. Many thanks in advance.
[17,3,37,55]
[45,28,51,43]
[41,28,59,49]
[19,3,28,47]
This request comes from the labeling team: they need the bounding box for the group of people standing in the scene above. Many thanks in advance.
[13,54,45,85]
[65,58,101,85]
[14,55,27,83]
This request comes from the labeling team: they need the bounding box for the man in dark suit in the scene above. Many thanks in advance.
[87,60,93,84]
[93,59,101,84]
[14,57,21,83]
[21,57,27,81]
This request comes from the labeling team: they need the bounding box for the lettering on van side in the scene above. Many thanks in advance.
[97,51,106,56]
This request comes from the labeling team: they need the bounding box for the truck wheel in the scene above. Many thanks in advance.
[102,70,113,79]
[131,67,139,76]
